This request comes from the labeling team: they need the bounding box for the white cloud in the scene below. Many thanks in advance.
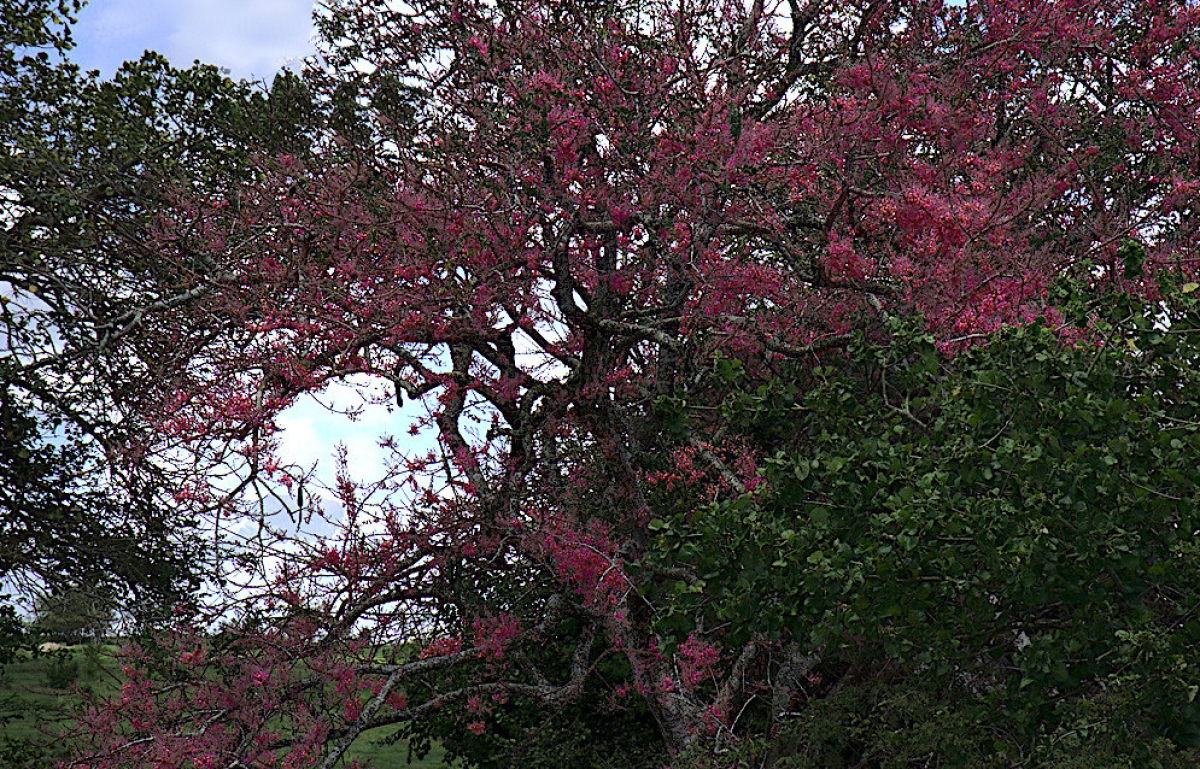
[71,0,179,74]
[274,377,434,490]
[172,0,317,81]
[72,0,316,81]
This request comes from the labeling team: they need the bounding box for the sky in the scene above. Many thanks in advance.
[69,0,318,82]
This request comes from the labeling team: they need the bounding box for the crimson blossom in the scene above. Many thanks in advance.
[69,0,1200,766]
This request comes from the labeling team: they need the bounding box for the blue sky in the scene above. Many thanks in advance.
[70,0,317,82]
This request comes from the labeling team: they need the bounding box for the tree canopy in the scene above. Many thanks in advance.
[13,0,1200,766]
[0,2,323,625]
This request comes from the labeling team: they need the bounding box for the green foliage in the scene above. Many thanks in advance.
[0,2,329,619]
[421,693,665,769]
[0,735,67,769]
[31,589,115,645]
[652,289,1200,765]
[0,603,25,664]
[42,652,78,689]
[399,625,666,769]
[700,679,1199,769]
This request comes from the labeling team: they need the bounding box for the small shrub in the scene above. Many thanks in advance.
[43,654,78,689]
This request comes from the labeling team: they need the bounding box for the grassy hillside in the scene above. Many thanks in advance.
[0,646,449,768]
[0,646,114,768]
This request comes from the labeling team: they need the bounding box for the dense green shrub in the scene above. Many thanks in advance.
[653,287,1200,766]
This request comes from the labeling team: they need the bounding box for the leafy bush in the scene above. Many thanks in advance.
[43,653,79,690]
[653,289,1200,765]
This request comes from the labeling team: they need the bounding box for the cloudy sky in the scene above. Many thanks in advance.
[70,0,318,81]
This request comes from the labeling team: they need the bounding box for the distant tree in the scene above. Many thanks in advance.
[0,602,23,665]
[0,1,322,619]
[30,589,114,645]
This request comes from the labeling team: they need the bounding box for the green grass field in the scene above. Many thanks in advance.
[345,725,449,768]
[0,646,112,767]
[0,646,449,768]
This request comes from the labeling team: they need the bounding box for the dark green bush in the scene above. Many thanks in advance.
[43,653,78,690]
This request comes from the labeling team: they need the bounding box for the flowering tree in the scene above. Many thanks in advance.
[66,0,1200,766]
